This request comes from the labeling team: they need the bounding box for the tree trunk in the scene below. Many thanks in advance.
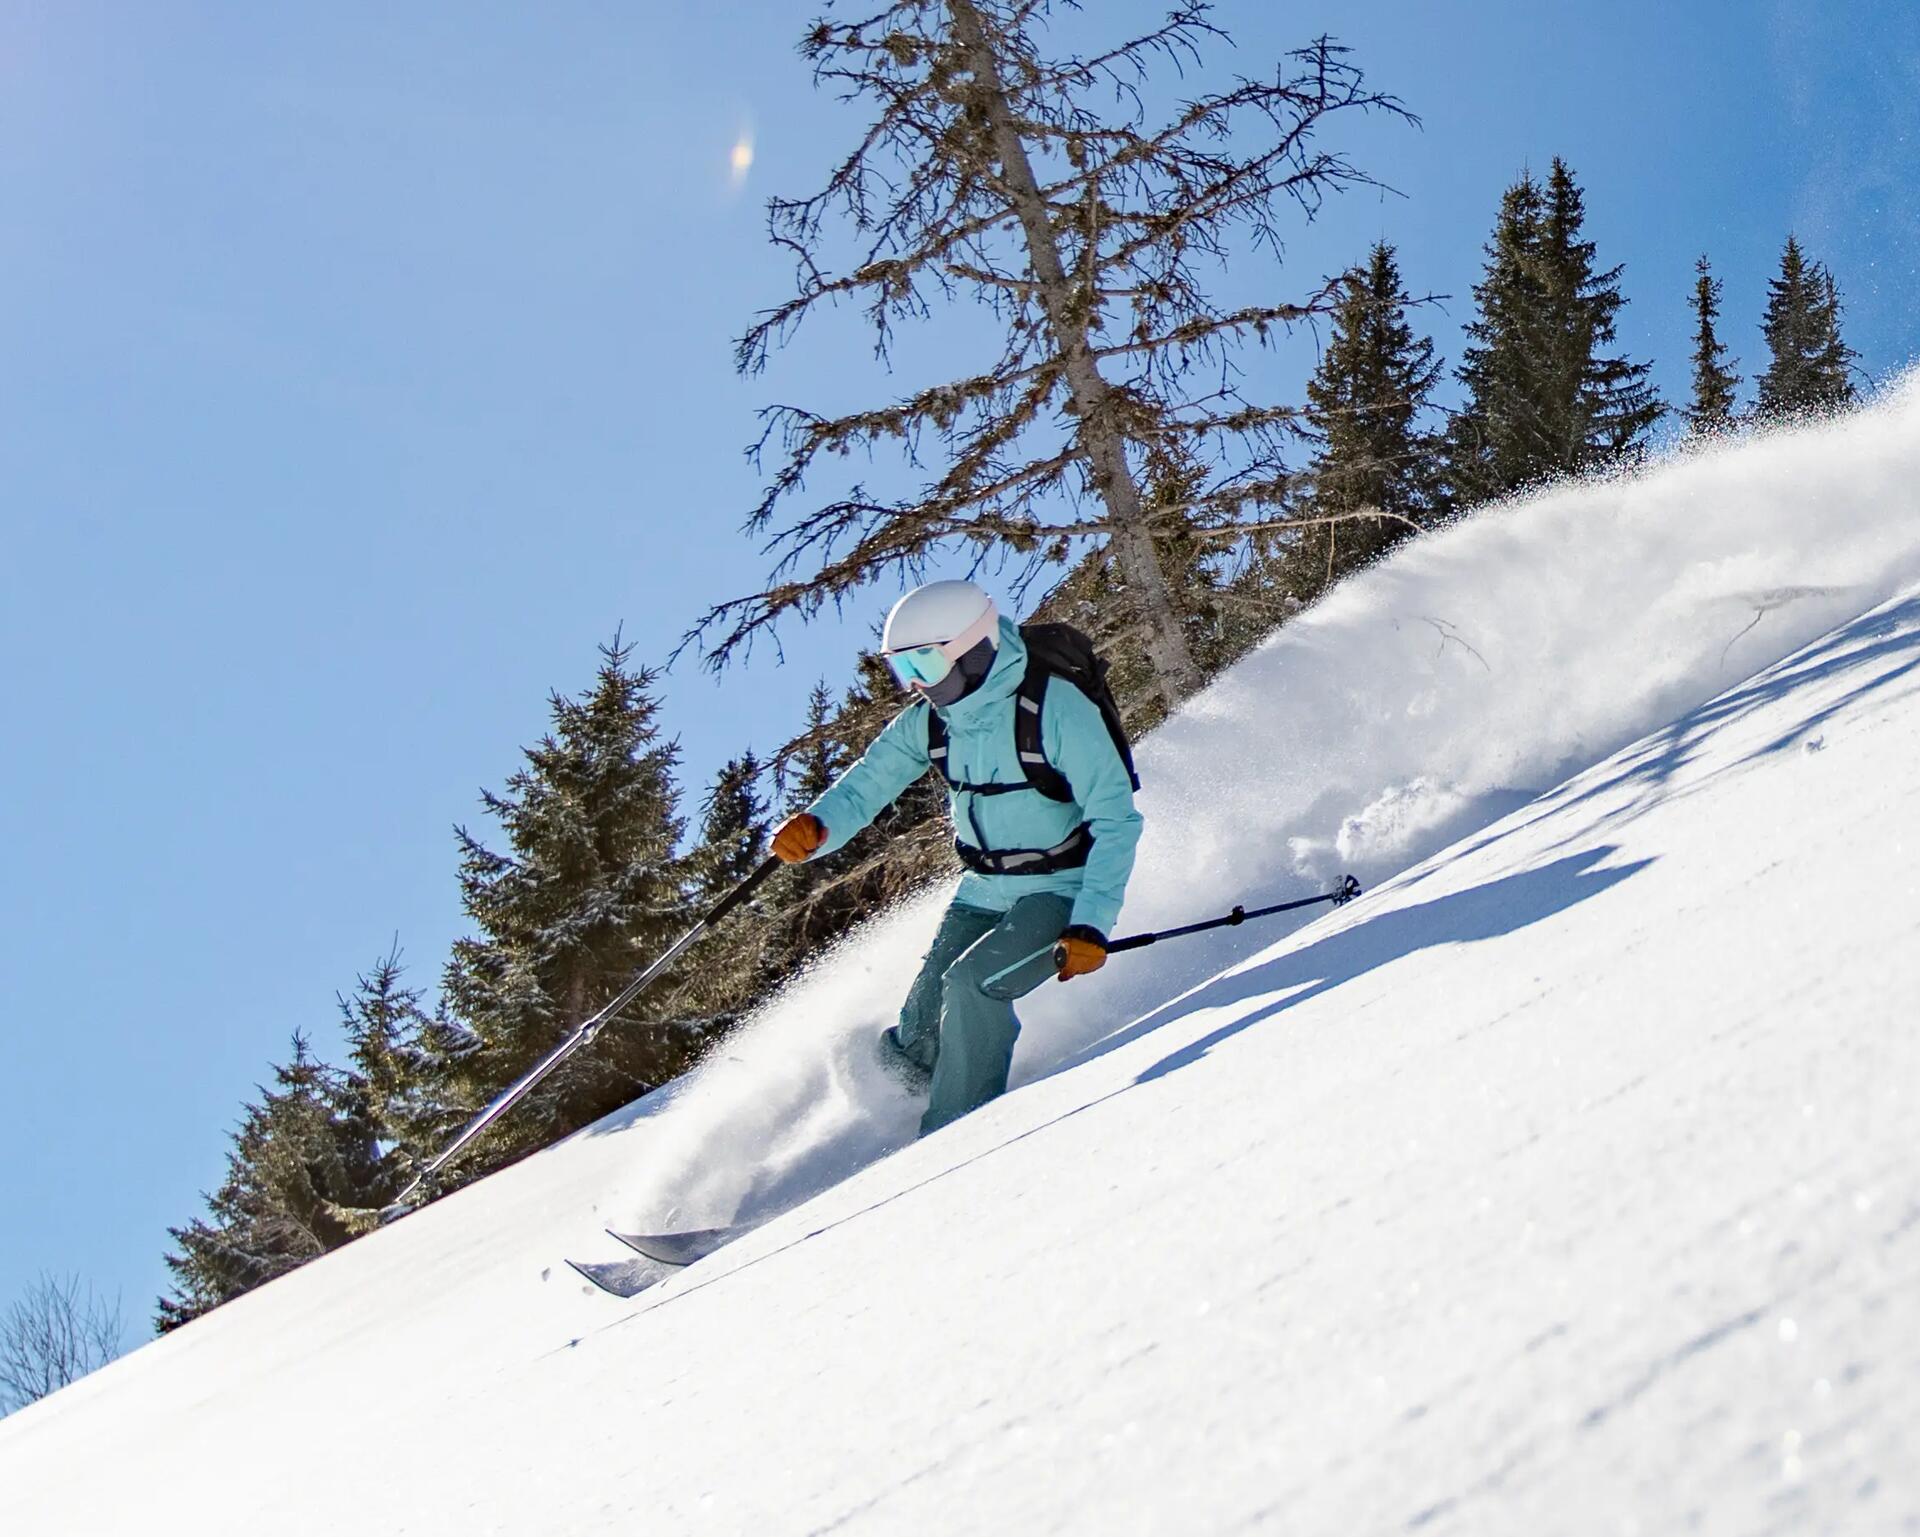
[947,0,1204,711]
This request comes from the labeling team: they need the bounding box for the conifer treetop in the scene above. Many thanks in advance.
[1756,235,1857,419]
[441,638,698,1163]
[1302,243,1441,516]
[1686,254,1741,433]
[1448,158,1662,504]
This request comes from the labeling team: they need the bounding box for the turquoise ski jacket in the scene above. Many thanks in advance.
[806,619,1144,936]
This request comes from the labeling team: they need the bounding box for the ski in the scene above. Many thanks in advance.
[606,1225,744,1267]
[565,1255,670,1299]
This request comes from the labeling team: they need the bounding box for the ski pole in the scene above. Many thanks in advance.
[1058,874,1361,972]
[382,855,783,1220]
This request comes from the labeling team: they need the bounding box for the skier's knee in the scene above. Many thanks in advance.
[942,948,1021,1003]
[940,950,986,1000]
[972,943,1060,1000]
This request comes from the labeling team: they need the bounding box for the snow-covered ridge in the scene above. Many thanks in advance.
[3,382,1918,1534]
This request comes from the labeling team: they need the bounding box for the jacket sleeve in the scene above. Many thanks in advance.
[1044,685,1143,936]
[805,703,934,858]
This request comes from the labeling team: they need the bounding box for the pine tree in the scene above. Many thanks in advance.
[1445,172,1548,505]
[1756,236,1857,419]
[766,680,862,968]
[336,948,465,1187]
[680,754,777,1021]
[695,754,768,898]
[1540,159,1666,462]
[1295,242,1443,590]
[686,4,1412,714]
[1448,159,1662,505]
[158,1033,386,1330]
[780,683,849,816]
[1686,255,1741,432]
[438,638,697,1179]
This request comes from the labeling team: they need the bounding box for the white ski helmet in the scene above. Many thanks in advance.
[883,579,998,654]
[881,580,1000,703]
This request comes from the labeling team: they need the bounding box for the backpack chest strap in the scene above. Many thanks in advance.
[954,823,1094,877]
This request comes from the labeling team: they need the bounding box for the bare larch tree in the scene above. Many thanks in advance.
[688,0,1410,712]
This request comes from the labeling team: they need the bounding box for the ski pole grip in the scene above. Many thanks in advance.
[1053,934,1142,971]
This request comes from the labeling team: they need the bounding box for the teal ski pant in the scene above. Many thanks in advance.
[893,892,1074,1136]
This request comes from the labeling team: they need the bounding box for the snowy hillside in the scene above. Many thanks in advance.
[5,387,1920,1535]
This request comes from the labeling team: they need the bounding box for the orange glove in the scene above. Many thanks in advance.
[1053,926,1109,982]
[772,812,828,864]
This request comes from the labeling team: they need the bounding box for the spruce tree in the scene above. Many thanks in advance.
[158,1033,385,1329]
[336,949,465,1188]
[766,681,860,966]
[1756,236,1857,419]
[780,683,849,817]
[438,638,697,1178]
[1686,255,1741,432]
[682,754,776,1020]
[695,754,768,898]
[1296,242,1442,590]
[1445,172,1549,505]
[1448,159,1662,505]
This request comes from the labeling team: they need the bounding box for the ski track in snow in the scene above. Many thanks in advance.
[3,384,1919,1533]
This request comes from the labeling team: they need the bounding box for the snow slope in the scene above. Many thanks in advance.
[4,390,1920,1534]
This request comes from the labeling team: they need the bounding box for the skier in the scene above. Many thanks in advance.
[770,580,1143,1135]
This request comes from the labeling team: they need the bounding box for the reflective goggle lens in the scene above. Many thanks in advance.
[885,644,953,689]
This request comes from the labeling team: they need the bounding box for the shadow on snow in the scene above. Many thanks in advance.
[1074,844,1652,1091]
[1440,591,1920,879]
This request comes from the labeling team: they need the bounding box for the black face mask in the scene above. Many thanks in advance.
[921,637,997,709]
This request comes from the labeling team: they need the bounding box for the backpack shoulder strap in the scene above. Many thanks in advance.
[1015,664,1074,802]
[922,701,954,787]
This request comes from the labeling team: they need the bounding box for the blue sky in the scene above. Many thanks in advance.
[1,0,1915,1339]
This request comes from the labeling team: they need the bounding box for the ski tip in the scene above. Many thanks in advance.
[565,1255,667,1300]
[605,1225,741,1268]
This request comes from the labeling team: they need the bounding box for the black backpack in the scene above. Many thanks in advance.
[925,622,1141,805]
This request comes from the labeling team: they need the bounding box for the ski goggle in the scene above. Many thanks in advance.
[881,602,999,694]
[883,643,956,690]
